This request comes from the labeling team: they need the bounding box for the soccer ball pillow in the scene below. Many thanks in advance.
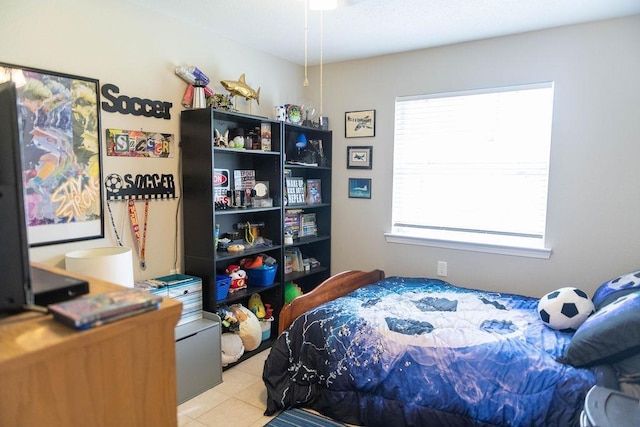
[538,287,595,332]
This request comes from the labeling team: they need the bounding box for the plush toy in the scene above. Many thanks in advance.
[248,293,266,319]
[221,333,244,367]
[226,264,247,293]
[228,304,262,351]
[538,287,595,332]
[214,129,229,147]
[284,281,303,304]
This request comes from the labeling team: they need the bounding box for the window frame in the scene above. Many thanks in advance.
[386,82,554,259]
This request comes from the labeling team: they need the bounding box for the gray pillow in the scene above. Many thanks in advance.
[561,291,640,367]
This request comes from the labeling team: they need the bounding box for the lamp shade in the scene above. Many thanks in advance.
[65,247,134,288]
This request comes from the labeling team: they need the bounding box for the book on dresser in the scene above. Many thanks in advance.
[48,288,162,330]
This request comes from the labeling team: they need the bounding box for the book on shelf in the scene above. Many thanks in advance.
[299,212,317,238]
[285,176,306,205]
[284,247,304,272]
[48,288,162,330]
[305,179,322,204]
[284,209,302,238]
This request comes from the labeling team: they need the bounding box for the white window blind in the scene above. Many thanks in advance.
[390,82,554,254]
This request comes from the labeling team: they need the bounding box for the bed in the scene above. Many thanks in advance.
[263,270,640,426]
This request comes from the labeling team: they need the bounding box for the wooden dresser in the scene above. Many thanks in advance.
[0,263,182,427]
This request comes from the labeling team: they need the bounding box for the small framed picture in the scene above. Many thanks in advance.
[349,178,371,199]
[345,109,375,138]
[347,146,373,169]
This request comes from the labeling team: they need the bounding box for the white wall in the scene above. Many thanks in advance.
[321,15,640,297]
[2,2,638,298]
[0,0,303,281]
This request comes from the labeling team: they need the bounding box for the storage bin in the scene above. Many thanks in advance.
[136,274,203,326]
[260,321,271,341]
[215,275,232,301]
[246,264,278,286]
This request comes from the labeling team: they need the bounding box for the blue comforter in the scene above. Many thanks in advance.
[263,277,596,426]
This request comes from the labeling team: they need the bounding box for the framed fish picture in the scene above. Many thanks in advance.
[345,109,375,138]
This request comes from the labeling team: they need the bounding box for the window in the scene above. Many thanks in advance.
[387,82,554,258]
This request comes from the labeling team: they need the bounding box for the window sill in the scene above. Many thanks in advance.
[384,233,552,259]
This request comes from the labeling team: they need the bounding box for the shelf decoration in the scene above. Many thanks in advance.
[345,109,376,138]
[306,179,322,204]
[220,73,260,114]
[285,177,306,205]
[0,62,104,246]
[104,172,177,200]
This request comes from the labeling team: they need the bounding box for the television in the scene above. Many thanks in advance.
[0,80,31,315]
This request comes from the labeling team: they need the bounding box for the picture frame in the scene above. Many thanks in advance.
[347,146,373,169]
[349,178,372,199]
[345,109,375,138]
[0,62,104,246]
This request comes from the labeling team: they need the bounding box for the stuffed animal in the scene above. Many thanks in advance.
[226,264,247,293]
[221,333,244,367]
[214,129,229,147]
[228,304,262,351]
[284,281,303,304]
[216,305,239,331]
[248,293,266,319]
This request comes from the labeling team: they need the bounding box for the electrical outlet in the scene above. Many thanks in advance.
[437,261,448,277]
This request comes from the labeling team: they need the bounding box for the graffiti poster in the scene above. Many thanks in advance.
[0,63,103,246]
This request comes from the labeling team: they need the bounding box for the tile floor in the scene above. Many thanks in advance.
[177,349,276,427]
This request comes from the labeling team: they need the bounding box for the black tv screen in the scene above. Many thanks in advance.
[0,80,31,315]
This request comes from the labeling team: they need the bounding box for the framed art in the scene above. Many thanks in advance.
[345,109,375,138]
[347,146,373,169]
[0,63,104,246]
[349,178,372,199]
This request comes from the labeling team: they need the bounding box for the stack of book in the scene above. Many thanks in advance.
[48,288,162,330]
[299,212,317,238]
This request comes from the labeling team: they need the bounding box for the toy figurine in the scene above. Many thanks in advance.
[226,264,247,293]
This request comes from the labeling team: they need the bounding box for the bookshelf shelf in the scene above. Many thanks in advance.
[181,108,332,365]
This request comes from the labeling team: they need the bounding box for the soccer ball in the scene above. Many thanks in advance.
[104,173,123,194]
[538,287,595,332]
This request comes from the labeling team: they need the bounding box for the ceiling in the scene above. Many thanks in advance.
[129,0,640,65]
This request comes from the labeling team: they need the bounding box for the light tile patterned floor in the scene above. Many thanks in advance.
[177,349,276,427]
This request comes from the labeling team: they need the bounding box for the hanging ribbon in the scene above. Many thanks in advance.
[106,200,124,247]
[128,199,149,269]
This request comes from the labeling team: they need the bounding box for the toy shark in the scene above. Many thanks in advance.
[220,74,260,105]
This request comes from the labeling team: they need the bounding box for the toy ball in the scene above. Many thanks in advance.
[538,287,594,332]
[284,281,303,304]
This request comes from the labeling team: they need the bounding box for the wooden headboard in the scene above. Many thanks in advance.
[278,269,385,334]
